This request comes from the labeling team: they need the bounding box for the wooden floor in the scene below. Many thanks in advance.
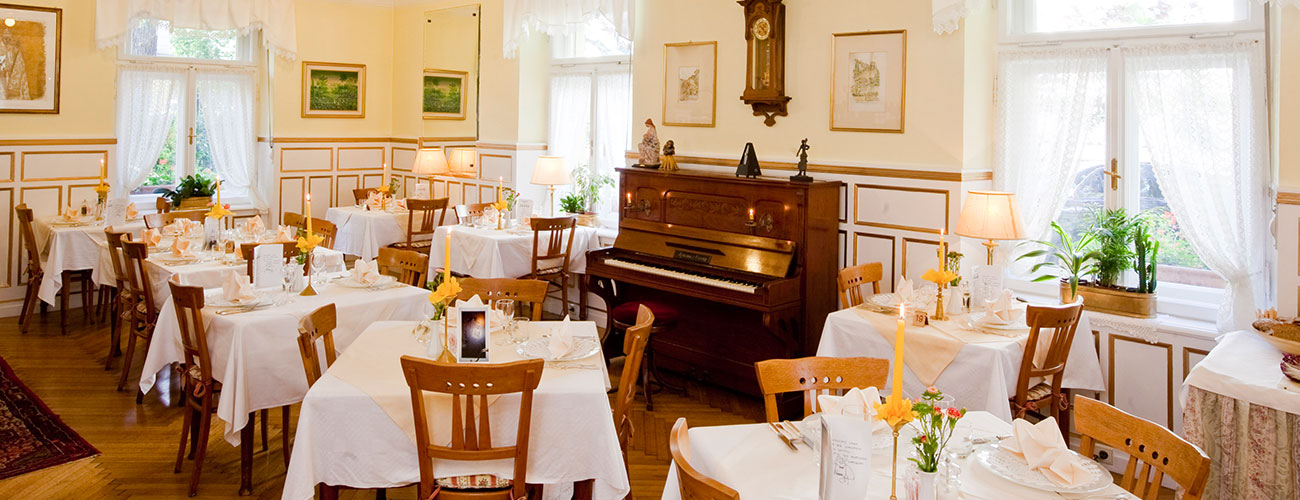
[0,309,764,499]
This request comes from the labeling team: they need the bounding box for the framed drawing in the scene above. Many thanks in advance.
[663,41,716,127]
[301,61,366,118]
[423,69,467,120]
[830,30,906,133]
[0,3,60,114]
[457,303,491,362]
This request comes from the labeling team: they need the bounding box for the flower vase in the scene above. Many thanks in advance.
[286,262,305,292]
[299,253,317,296]
[433,304,457,362]
[906,469,939,500]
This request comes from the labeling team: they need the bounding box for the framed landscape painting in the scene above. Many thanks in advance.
[830,30,906,133]
[422,69,466,120]
[662,41,716,127]
[0,3,61,114]
[302,61,365,118]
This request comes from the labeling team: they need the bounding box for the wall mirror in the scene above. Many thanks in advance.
[422,4,481,143]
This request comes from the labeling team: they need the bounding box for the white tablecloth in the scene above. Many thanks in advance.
[142,247,346,305]
[325,206,413,260]
[426,225,602,279]
[34,217,146,304]
[817,308,1105,422]
[138,278,432,444]
[1181,330,1300,415]
[661,411,1135,500]
[282,320,629,500]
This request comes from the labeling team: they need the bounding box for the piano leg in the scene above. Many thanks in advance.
[761,307,804,356]
[584,275,620,357]
[578,273,589,321]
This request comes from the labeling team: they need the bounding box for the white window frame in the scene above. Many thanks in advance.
[997,1,1266,323]
[119,19,257,67]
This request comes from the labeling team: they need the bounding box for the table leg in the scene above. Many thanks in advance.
[578,274,589,321]
[320,484,339,500]
[239,413,253,496]
[574,479,594,500]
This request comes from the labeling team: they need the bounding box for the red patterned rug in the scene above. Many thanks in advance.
[0,356,98,480]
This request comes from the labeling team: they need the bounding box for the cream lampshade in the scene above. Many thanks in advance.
[530,156,571,216]
[955,191,1025,265]
[448,149,477,175]
[412,147,450,178]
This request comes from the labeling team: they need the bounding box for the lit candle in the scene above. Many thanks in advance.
[305,193,312,234]
[627,193,632,206]
[938,228,947,271]
[497,177,503,204]
[215,179,221,206]
[100,159,106,181]
[382,162,389,185]
[444,227,452,283]
[748,208,755,223]
[894,303,906,398]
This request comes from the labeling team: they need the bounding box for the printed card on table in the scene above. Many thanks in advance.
[819,414,872,499]
[252,244,285,290]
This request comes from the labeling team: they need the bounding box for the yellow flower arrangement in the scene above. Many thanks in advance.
[493,200,508,212]
[921,268,959,286]
[296,232,324,253]
[874,394,916,428]
[376,185,391,194]
[93,181,110,194]
[206,204,234,220]
[427,277,461,306]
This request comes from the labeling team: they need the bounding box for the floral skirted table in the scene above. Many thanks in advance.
[1181,330,1300,500]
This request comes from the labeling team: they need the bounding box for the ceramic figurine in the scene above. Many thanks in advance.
[661,140,679,172]
[636,119,661,168]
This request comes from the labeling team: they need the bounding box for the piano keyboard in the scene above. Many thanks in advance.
[604,258,760,294]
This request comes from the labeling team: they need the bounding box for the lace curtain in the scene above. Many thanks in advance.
[547,67,630,215]
[547,72,593,175]
[592,68,631,214]
[933,0,983,35]
[197,71,265,208]
[993,47,1108,258]
[114,66,186,198]
[504,0,634,58]
[95,0,298,59]
[1126,40,1270,332]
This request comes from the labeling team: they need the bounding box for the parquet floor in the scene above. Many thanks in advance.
[0,310,764,499]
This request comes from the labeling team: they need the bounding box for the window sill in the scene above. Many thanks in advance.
[1006,282,1220,341]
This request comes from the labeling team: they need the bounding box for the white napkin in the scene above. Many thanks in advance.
[351,259,381,285]
[896,276,917,305]
[163,219,187,237]
[143,228,162,247]
[221,272,259,303]
[170,238,193,258]
[277,225,297,242]
[548,315,575,359]
[243,215,265,234]
[366,192,384,211]
[62,206,79,221]
[395,198,408,210]
[983,289,1017,324]
[1003,417,1092,487]
[816,386,881,419]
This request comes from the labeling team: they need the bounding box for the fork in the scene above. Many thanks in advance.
[779,421,813,450]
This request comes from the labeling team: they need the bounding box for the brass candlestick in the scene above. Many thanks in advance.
[889,421,906,500]
[933,283,946,321]
[436,303,457,363]
[299,252,317,296]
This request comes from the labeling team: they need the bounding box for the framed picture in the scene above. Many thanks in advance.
[301,61,366,118]
[830,30,906,133]
[422,69,467,120]
[0,3,60,114]
[663,41,716,127]
[457,303,491,363]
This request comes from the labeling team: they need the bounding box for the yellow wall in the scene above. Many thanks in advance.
[1278,8,1300,187]
[632,0,969,171]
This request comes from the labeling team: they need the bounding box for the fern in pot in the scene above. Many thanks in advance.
[1016,221,1099,303]
[156,173,217,209]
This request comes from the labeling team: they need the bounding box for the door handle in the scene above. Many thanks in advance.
[188,127,195,145]
[1102,158,1122,191]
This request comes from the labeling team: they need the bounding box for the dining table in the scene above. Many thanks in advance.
[33,215,147,305]
[282,320,629,500]
[1181,330,1300,500]
[137,271,432,495]
[661,410,1138,499]
[425,223,602,279]
[324,205,414,260]
[817,302,1106,422]
[140,245,346,304]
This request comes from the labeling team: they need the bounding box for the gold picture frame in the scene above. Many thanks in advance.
[301,61,366,118]
[0,3,61,114]
[830,30,906,133]
[663,41,717,127]
[422,69,467,120]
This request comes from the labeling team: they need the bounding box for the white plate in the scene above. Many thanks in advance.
[518,336,600,362]
[334,275,398,289]
[974,446,1112,495]
[155,255,200,265]
[50,220,91,227]
[969,312,1026,330]
[798,413,893,450]
[207,294,266,308]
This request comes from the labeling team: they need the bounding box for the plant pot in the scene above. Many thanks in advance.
[178,196,212,209]
[574,212,598,227]
[1060,281,1156,318]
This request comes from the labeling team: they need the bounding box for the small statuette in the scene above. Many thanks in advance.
[660,140,679,172]
[790,138,813,182]
[635,118,661,169]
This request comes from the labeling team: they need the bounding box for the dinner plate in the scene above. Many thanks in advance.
[334,275,398,289]
[207,294,266,308]
[155,255,200,265]
[517,336,600,362]
[50,220,91,227]
[969,312,1026,330]
[973,446,1112,495]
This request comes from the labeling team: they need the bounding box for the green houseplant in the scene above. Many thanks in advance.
[558,193,585,214]
[156,173,217,209]
[1017,221,1100,302]
[571,167,614,213]
[1089,209,1137,288]
[1133,223,1160,294]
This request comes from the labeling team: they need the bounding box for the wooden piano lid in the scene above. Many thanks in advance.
[617,166,841,188]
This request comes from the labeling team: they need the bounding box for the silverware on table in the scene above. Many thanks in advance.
[214,304,270,315]
[779,421,813,450]
[768,422,799,452]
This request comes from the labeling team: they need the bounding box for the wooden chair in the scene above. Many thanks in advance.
[602,299,680,411]
[455,278,549,321]
[669,418,740,500]
[16,204,96,335]
[837,262,884,308]
[754,356,890,422]
[390,198,449,254]
[455,202,495,223]
[144,209,207,229]
[522,216,577,309]
[239,242,299,282]
[156,196,172,213]
[376,247,429,287]
[297,304,339,388]
[118,241,161,403]
[1010,300,1084,438]
[399,355,544,500]
[103,228,133,370]
[1075,396,1210,500]
[613,305,654,495]
[352,187,379,204]
[282,212,338,249]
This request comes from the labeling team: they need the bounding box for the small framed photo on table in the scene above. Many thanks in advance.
[458,304,491,362]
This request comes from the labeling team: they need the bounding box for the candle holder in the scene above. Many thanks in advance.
[745,212,774,233]
[933,283,947,321]
[299,252,318,296]
[624,199,652,216]
[436,304,457,363]
[889,421,907,500]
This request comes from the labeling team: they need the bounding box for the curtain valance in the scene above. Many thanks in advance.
[504,0,634,58]
[95,0,297,60]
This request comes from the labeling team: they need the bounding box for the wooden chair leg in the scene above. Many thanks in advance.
[79,273,94,326]
[189,399,214,497]
[188,400,200,459]
[641,346,654,412]
[105,297,121,370]
[117,331,139,392]
[282,405,291,468]
[60,271,71,335]
[260,408,269,452]
[18,277,39,334]
[175,405,193,473]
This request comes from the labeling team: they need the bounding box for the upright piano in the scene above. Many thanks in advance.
[585,167,841,395]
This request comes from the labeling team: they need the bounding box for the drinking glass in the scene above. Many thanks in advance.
[511,317,530,345]
[494,299,515,325]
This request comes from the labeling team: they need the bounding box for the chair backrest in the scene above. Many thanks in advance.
[239,242,299,281]
[837,262,883,308]
[1015,300,1084,404]
[352,187,378,204]
[669,418,740,500]
[282,212,305,229]
[169,281,214,384]
[121,241,159,317]
[457,202,494,223]
[297,303,338,388]
[754,356,890,422]
[146,209,206,229]
[405,198,449,246]
[455,278,550,321]
[376,247,429,287]
[528,216,576,275]
[14,204,41,273]
[281,212,337,249]
[399,356,543,500]
[614,305,654,449]
[156,196,172,213]
[104,227,133,286]
[1075,396,1210,500]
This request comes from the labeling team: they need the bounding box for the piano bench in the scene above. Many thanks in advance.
[611,301,679,326]
[610,301,683,411]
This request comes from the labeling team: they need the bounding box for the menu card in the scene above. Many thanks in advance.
[414,183,430,199]
[516,199,534,223]
[103,199,129,226]
[819,414,873,500]
[252,244,284,289]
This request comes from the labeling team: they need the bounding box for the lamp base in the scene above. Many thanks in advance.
[983,239,998,266]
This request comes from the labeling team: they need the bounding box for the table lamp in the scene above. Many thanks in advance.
[530,156,570,216]
[448,149,477,176]
[955,191,1025,265]
[412,147,450,198]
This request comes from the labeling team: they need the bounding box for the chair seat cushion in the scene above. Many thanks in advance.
[435,474,512,490]
[612,300,678,325]
[1021,382,1055,402]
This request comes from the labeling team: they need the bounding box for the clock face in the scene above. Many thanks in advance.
[752,17,771,40]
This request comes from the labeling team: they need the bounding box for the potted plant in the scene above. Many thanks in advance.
[558,193,585,215]
[1016,221,1099,303]
[1070,209,1157,317]
[156,173,217,209]
[568,167,614,226]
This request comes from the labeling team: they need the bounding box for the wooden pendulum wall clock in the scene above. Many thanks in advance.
[739,0,790,126]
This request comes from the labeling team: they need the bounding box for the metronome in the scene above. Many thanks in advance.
[736,142,761,178]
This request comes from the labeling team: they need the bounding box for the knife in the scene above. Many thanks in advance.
[768,422,799,451]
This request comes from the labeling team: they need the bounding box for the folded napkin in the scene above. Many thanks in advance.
[548,315,575,359]
[896,276,917,305]
[170,237,193,258]
[62,206,79,221]
[984,289,1019,324]
[143,228,162,247]
[125,202,138,219]
[221,272,259,303]
[1004,417,1092,487]
[277,225,297,242]
[395,198,408,210]
[366,192,384,211]
[817,386,881,419]
[243,215,265,235]
[351,258,382,285]
[164,219,196,237]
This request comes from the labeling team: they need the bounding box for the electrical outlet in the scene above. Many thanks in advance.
[1093,444,1114,464]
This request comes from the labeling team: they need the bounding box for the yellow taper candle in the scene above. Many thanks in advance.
[894,303,905,398]
[215,179,221,206]
[100,159,106,181]
[444,228,452,282]
[938,228,946,271]
[497,177,503,204]
[305,193,312,234]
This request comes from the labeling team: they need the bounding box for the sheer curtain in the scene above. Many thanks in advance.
[1127,40,1270,331]
[547,72,593,173]
[115,66,185,198]
[994,47,1108,255]
[504,0,634,58]
[95,0,297,59]
[196,70,263,207]
[593,67,631,214]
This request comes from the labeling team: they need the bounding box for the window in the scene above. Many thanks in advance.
[126,19,253,63]
[1006,0,1260,40]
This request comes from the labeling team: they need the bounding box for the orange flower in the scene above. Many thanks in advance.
[427,277,461,305]
[206,204,234,220]
[921,268,958,286]
[873,394,915,428]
